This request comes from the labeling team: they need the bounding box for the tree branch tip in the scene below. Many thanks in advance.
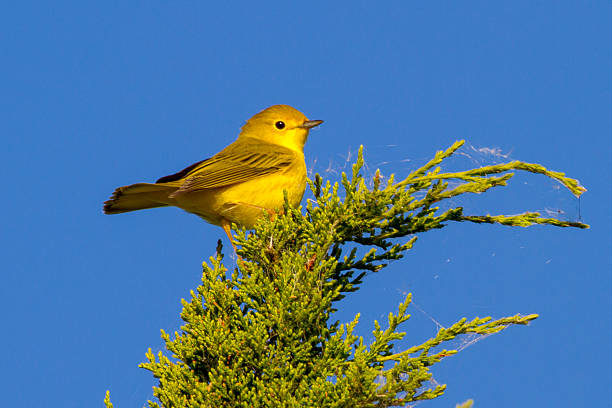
[455,398,474,408]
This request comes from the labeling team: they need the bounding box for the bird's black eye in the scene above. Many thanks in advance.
[275,121,286,130]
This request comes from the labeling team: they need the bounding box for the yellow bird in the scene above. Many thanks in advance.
[103,104,323,245]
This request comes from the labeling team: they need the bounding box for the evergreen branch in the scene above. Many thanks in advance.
[459,213,589,229]
[395,140,587,198]
[456,399,474,408]
[397,140,466,184]
[103,391,113,408]
[461,160,587,197]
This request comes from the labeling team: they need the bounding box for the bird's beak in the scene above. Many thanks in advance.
[298,119,324,129]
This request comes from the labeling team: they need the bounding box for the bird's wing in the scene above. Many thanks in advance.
[156,158,210,184]
[158,138,296,193]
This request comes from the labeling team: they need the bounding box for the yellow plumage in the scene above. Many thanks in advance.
[103,104,322,243]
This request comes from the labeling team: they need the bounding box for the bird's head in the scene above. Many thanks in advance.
[239,104,323,152]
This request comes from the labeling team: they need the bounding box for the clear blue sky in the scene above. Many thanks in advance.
[2,2,610,407]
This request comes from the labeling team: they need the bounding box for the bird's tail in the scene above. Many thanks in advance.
[103,183,178,214]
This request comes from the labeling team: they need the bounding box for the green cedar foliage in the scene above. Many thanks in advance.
[105,140,587,407]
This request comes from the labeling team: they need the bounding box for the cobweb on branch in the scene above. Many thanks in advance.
[308,141,584,224]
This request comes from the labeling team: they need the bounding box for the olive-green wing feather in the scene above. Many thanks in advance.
[162,138,296,193]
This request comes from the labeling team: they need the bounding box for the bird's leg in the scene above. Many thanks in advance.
[266,208,278,221]
[221,218,239,253]
[219,204,279,261]
[221,220,246,268]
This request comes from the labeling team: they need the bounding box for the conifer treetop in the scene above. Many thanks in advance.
[105,140,587,407]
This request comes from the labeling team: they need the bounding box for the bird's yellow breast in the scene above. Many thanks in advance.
[174,155,307,229]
